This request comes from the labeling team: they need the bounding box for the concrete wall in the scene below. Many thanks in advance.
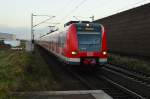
[95,3,150,57]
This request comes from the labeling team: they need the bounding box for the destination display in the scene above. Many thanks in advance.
[77,24,101,32]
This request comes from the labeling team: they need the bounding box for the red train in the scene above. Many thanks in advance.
[37,21,107,65]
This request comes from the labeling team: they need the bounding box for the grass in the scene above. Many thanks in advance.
[0,46,60,98]
[109,53,150,75]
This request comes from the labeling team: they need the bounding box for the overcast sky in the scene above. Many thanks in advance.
[0,0,150,40]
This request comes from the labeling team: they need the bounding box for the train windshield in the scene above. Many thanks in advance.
[77,23,102,52]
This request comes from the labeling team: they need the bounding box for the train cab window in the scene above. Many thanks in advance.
[77,23,102,52]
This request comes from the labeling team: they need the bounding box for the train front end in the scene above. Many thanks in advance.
[65,22,107,65]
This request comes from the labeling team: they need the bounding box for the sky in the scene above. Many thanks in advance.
[0,0,150,40]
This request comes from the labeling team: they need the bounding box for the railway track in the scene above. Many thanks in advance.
[100,64,150,99]
[109,63,150,78]
[37,45,143,99]
[64,67,136,99]
[104,64,150,84]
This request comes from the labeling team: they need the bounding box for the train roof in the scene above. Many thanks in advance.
[64,21,90,27]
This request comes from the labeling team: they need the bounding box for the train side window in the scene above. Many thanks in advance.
[58,34,61,47]
[61,35,65,47]
[62,31,67,47]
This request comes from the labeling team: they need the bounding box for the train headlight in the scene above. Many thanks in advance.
[102,51,107,55]
[86,24,89,27]
[71,51,77,55]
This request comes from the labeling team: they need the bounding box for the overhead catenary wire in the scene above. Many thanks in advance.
[60,0,88,22]
[55,0,76,16]
[53,0,77,28]
[112,0,149,14]
[59,0,147,24]
[97,0,149,20]
[57,0,149,28]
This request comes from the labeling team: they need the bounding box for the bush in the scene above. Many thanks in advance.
[109,53,150,75]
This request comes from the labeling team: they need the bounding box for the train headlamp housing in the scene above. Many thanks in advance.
[71,51,77,55]
[102,51,107,55]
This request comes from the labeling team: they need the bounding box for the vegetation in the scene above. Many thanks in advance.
[109,53,150,75]
[0,43,60,98]
[1,40,149,98]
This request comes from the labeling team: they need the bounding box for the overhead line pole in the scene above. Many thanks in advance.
[90,15,94,22]
[31,13,55,51]
[31,13,34,51]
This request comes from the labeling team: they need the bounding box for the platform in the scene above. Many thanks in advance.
[14,90,113,99]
